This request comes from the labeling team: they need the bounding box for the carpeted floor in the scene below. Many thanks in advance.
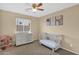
[0,41,76,55]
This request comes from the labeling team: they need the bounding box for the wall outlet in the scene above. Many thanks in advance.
[70,44,72,47]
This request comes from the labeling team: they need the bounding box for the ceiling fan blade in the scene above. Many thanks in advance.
[37,8,44,11]
[37,3,43,7]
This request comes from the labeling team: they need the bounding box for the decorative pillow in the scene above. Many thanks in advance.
[48,34,60,43]
[42,33,48,39]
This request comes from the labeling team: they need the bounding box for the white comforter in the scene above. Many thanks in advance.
[40,39,59,49]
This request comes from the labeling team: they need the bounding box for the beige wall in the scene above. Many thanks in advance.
[0,10,39,41]
[39,5,79,54]
[0,11,1,34]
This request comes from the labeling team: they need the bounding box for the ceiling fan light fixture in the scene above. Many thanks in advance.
[32,8,37,12]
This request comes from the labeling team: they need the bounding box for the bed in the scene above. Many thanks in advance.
[39,33,62,52]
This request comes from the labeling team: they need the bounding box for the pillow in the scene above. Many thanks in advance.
[42,33,49,40]
[49,34,60,43]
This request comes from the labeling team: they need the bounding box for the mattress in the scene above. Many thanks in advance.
[40,39,58,49]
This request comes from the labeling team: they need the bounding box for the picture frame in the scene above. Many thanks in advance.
[46,17,51,26]
[55,15,63,26]
[51,16,55,26]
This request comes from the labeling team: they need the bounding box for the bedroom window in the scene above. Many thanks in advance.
[16,18,31,32]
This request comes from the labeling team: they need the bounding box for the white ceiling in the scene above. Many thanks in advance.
[0,3,78,17]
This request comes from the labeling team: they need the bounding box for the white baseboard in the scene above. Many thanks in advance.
[61,47,79,55]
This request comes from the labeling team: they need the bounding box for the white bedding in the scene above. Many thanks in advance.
[39,33,62,50]
[40,39,58,49]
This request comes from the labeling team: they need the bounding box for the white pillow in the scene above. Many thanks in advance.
[42,33,49,40]
[49,34,60,43]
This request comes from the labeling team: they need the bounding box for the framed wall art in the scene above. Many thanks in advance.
[55,15,63,26]
[46,17,52,26]
[51,16,55,26]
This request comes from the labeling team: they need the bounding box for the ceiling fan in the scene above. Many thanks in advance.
[26,3,44,12]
